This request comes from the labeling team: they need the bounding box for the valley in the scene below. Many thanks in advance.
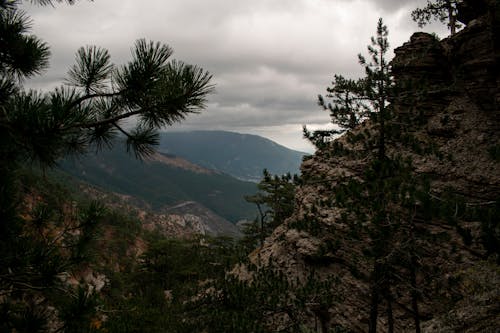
[58,131,305,236]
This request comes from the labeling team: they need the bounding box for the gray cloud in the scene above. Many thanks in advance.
[21,0,447,152]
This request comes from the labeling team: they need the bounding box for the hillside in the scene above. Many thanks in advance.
[239,3,500,332]
[158,131,306,182]
[59,146,258,223]
[51,174,243,238]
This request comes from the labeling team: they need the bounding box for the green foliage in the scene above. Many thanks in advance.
[0,168,109,331]
[358,18,393,160]
[102,236,243,332]
[1,2,213,167]
[0,5,49,78]
[306,18,392,158]
[0,16,216,328]
[289,214,323,237]
[60,146,258,222]
[140,237,237,292]
[411,0,462,34]
[58,286,100,333]
[0,6,214,328]
[257,170,299,226]
[185,265,340,333]
[319,75,369,131]
[304,75,368,147]
[67,45,113,94]
[244,169,299,249]
[425,190,500,258]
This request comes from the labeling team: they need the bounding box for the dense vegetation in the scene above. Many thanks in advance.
[0,0,214,330]
[0,168,302,332]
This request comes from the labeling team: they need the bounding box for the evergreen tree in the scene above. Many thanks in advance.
[0,0,213,330]
[1,2,213,168]
[308,15,490,331]
[306,19,408,333]
[411,0,462,35]
[305,18,392,158]
[304,75,367,147]
[244,170,299,248]
[358,17,392,160]
[319,75,368,131]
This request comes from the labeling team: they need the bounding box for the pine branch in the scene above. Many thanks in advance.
[63,91,122,112]
[62,108,140,130]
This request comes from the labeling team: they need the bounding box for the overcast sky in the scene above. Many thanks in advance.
[22,0,447,153]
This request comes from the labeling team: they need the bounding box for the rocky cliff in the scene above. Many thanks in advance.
[246,1,499,332]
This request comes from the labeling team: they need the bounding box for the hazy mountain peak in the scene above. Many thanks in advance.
[159,130,306,182]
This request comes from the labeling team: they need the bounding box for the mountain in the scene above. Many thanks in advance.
[59,147,258,224]
[158,131,306,182]
[39,169,242,237]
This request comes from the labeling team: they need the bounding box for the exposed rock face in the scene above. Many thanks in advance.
[249,3,499,332]
[81,185,241,238]
[392,9,499,116]
[143,201,241,238]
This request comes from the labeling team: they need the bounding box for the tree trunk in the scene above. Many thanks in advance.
[386,289,394,333]
[369,262,382,333]
[409,215,421,333]
[447,0,457,34]
[378,105,386,160]
[410,250,421,333]
[411,260,420,333]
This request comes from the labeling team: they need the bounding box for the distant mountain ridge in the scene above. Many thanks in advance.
[60,147,257,223]
[59,131,305,228]
[158,131,306,182]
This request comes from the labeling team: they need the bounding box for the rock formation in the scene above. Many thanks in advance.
[246,2,499,332]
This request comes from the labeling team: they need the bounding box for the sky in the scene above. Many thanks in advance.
[22,0,448,153]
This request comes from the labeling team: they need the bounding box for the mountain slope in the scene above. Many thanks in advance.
[59,147,258,223]
[158,131,306,181]
[241,7,500,332]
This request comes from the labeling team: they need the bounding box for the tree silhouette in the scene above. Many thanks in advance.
[305,18,392,158]
[411,0,462,35]
[1,3,213,167]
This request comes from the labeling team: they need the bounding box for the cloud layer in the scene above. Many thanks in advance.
[23,0,447,152]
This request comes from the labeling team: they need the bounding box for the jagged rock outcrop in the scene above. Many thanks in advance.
[246,2,499,332]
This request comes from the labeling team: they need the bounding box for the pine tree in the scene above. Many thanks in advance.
[308,18,404,333]
[305,18,392,158]
[304,75,368,147]
[244,170,299,248]
[1,2,213,168]
[319,75,369,130]
[358,17,393,160]
[0,1,213,330]
[411,0,462,35]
